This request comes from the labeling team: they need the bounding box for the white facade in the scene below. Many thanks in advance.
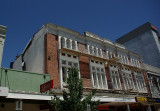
[0,25,7,67]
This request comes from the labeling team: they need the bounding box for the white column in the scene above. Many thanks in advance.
[91,46,94,55]
[100,49,103,58]
[106,51,109,59]
[70,39,72,49]
[110,52,112,58]
[87,45,90,54]
[96,47,98,56]
[58,36,62,49]
[75,41,78,51]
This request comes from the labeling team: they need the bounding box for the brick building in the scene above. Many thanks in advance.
[11,23,151,110]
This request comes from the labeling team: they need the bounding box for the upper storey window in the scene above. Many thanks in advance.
[134,71,146,92]
[59,36,78,51]
[121,68,135,90]
[66,39,70,49]
[61,37,65,48]
[109,65,122,90]
[72,40,76,50]
[90,60,108,89]
[87,45,103,58]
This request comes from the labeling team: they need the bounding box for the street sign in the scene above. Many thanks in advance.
[40,80,53,93]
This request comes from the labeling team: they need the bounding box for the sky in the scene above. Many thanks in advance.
[0,0,160,68]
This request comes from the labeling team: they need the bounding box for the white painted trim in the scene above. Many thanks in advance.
[6,92,136,102]
[7,92,52,100]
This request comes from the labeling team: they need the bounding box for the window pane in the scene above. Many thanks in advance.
[68,62,72,66]
[74,63,78,68]
[97,73,102,88]
[62,67,67,83]
[93,72,98,87]
[62,60,66,65]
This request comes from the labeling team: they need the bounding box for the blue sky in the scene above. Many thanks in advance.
[1,0,160,68]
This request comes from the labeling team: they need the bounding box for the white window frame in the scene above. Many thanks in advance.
[59,52,79,89]
[121,68,135,90]
[134,71,146,92]
[109,65,122,90]
[90,60,108,89]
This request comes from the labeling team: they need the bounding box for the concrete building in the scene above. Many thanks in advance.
[116,22,160,68]
[143,64,160,98]
[10,23,153,110]
[0,25,7,67]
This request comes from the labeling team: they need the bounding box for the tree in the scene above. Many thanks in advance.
[49,67,99,111]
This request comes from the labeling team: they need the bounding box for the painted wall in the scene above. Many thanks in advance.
[22,27,46,73]
[0,67,50,93]
[12,55,22,70]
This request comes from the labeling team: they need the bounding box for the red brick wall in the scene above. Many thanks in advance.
[45,33,60,89]
[118,69,125,90]
[131,70,138,90]
[79,56,92,88]
[104,64,112,89]
[142,71,149,93]
[78,42,88,53]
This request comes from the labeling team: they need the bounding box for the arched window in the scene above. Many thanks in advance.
[72,40,76,50]
[61,37,65,48]
[66,39,70,49]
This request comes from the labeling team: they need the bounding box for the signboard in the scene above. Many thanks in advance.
[97,105,109,110]
[147,97,160,103]
[0,87,9,97]
[135,97,147,102]
[40,80,53,93]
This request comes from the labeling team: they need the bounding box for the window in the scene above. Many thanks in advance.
[110,70,121,90]
[121,69,134,90]
[91,64,107,89]
[89,46,93,54]
[134,71,146,92]
[94,47,97,55]
[61,60,78,84]
[66,39,70,49]
[61,37,65,48]
[98,49,101,57]
[72,40,76,50]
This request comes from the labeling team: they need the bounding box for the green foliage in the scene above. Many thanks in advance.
[49,67,99,111]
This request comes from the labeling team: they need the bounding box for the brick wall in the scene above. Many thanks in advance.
[44,33,60,89]
[142,71,149,93]
[104,64,112,89]
[79,56,92,88]
[78,42,88,53]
